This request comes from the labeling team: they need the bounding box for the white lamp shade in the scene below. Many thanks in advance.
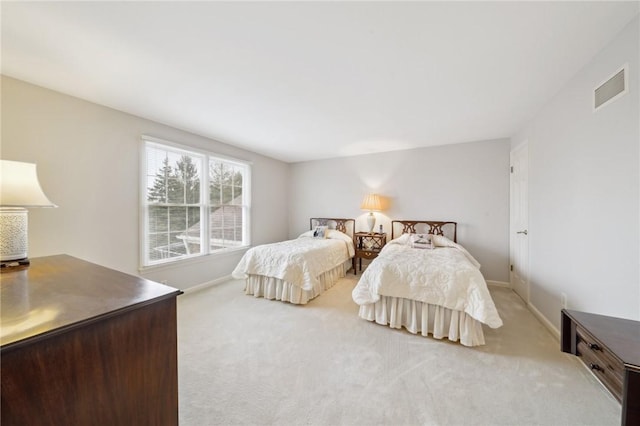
[0,160,56,207]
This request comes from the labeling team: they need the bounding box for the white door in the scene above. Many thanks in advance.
[510,143,529,303]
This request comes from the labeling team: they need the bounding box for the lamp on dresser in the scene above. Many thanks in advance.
[360,193,382,233]
[0,160,57,270]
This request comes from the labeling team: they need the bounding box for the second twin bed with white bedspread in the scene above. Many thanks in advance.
[351,220,503,347]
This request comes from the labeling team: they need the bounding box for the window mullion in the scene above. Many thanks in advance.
[202,156,210,255]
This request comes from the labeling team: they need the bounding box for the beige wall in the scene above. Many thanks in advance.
[1,76,290,290]
[289,139,511,283]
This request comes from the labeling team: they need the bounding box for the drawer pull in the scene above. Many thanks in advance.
[590,363,603,372]
[588,342,601,351]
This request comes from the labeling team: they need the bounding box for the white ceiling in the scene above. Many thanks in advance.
[2,2,638,163]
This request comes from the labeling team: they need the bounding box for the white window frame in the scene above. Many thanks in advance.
[140,135,251,269]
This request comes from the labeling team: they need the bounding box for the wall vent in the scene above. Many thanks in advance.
[594,64,628,111]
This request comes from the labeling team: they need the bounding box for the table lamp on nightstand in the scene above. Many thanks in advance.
[360,193,382,234]
[0,160,57,270]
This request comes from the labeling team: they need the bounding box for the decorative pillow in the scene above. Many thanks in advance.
[313,226,328,238]
[410,233,433,249]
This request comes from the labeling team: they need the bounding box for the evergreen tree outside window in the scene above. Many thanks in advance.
[141,137,251,267]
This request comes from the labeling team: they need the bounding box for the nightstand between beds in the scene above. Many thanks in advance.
[353,232,386,274]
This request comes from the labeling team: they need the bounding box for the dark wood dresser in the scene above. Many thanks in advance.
[561,309,640,426]
[0,254,183,425]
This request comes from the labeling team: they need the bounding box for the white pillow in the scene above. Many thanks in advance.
[431,234,453,247]
[430,234,481,269]
[299,228,352,241]
[325,229,352,243]
[387,233,412,246]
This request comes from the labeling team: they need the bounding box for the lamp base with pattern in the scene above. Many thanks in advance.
[0,208,30,270]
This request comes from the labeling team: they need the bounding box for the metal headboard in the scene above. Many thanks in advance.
[391,220,457,242]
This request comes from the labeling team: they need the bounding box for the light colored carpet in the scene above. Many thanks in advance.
[177,274,620,426]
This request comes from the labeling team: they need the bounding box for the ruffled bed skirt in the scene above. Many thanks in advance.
[244,260,351,305]
[358,296,486,347]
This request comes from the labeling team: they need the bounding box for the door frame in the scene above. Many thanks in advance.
[510,141,530,303]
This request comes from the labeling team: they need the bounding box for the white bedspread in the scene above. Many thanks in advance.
[352,236,503,329]
[232,236,354,291]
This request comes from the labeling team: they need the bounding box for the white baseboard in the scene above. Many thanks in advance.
[486,280,560,341]
[527,302,560,340]
[182,274,232,295]
[487,280,511,288]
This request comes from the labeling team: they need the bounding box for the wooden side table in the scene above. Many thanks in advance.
[353,232,386,274]
[561,309,640,425]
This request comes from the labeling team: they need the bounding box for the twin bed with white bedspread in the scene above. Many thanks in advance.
[232,218,355,305]
[351,220,503,346]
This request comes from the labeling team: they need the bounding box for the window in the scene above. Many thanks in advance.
[141,136,251,267]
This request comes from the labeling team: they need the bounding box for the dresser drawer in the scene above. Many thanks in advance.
[576,326,624,402]
[561,309,640,426]
[356,250,379,259]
